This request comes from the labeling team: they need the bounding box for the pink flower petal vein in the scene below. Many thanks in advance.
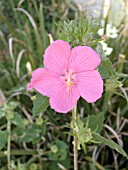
[27,40,103,113]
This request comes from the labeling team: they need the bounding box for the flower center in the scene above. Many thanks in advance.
[61,69,75,90]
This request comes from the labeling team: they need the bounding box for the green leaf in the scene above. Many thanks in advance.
[0,130,8,150]
[96,43,106,61]
[105,76,123,92]
[49,140,68,161]
[20,123,46,143]
[63,132,76,137]
[93,133,128,158]
[49,156,70,170]
[89,163,97,170]
[87,112,105,133]
[116,73,128,78]
[0,108,5,119]
[32,93,49,116]
[98,58,116,79]
[81,143,87,153]
[17,162,27,170]
[76,116,84,129]
[12,112,24,128]
[113,91,125,98]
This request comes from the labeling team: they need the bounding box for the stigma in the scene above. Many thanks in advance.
[61,69,75,90]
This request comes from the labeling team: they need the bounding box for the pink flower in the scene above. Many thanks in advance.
[27,40,103,113]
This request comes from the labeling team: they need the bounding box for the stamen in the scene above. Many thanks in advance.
[62,69,75,90]
[67,82,71,90]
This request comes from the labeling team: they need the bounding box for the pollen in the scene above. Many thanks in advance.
[67,82,71,90]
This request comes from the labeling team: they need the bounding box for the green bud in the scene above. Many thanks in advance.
[50,144,58,153]
[77,128,92,144]
[29,163,38,170]
[4,151,7,155]
[23,119,29,126]
[36,117,43,125]
[31,95,36,101]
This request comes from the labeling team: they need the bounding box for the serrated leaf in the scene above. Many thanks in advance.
[12,112,24,128]
[58,17,101,47]
[32,93,49,116]
[93,133,128,158]
[87,112,105,133]
[105,76,123,92]
[96,43,106,61]
[63,132,76,137]
[0,130,8,150]
[77,128,92,144]
[20,123,46,143]
[98,58,116,79]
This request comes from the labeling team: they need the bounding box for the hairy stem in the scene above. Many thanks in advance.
[72,106,78,170]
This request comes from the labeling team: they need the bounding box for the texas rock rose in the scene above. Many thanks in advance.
[27,40,103,113]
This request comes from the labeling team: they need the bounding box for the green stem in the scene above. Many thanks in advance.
[102,92,112,114]
[0,150,50,157]
[7,119,11,170]
[72,106,78,170]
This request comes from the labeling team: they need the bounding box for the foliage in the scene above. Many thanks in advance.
[58,17,101,47]
[69,112,128,158]
[87,112,105,133]
[48,140,68,161]
[0,130,8,150]
[93,133,128,159]
[32,93,49,117]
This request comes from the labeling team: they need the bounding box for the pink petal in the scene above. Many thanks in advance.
[29,68,63,97]
[50,85,80,113]
[26,83,33,91]
[68,46,101,72]
[76,70,103,103]
[44,40,71,75]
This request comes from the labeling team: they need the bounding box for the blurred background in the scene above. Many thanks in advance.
[0,0,128,170]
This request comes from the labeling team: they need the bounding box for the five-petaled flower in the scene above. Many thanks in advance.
[27,40,103,113]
